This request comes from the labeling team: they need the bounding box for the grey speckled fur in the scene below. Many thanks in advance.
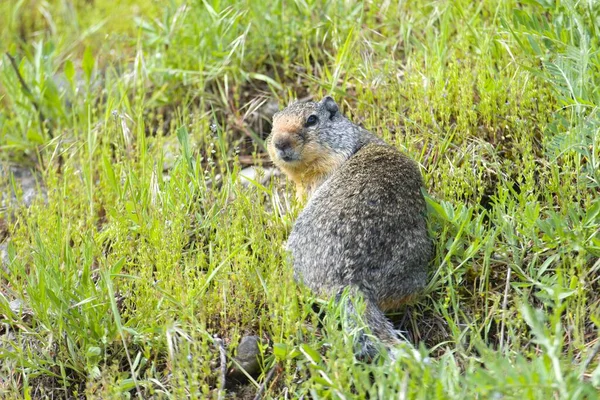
[277,97,433,359]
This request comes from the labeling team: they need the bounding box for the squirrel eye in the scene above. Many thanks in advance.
[305,115,318,127]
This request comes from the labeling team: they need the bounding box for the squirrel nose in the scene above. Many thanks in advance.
[274,138,292,152]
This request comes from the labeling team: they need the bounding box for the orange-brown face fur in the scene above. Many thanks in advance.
[268,113,345,199]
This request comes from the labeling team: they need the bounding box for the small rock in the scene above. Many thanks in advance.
[0,164,46,208]
[238,166,278,187]
[161,136,182,172]
[0,242,8,272]
[261,100,280,120]
[244,98,280,139]
[228,335,261,381]
[9,299,24,314]
[5,297,33,323]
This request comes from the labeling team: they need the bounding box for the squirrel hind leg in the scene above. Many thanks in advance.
[334,286,402,361]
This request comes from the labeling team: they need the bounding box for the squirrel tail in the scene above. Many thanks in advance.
[335,286,400,361]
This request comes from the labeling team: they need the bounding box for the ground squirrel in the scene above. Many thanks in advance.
[267,96,433,358]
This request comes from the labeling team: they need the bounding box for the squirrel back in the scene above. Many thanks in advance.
[268,96,432,359]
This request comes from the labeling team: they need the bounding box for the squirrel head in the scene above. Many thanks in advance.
[267,96,357,198]
[268,96,340,164]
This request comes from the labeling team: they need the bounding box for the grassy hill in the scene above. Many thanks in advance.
[1,0,599,398]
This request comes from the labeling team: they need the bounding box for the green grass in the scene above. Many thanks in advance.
[1,0,599,398]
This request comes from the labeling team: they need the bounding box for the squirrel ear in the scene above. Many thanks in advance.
[322,96,338,119]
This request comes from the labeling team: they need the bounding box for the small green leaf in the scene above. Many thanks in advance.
[64,60,75,85]
[102,153,118,193]
[110,258,126,275]
[299,344,322,365]
[591,363,600,388]
[425,194,448,221]
[273,343,289,360]
[584,199,600,227]
[89,365,101,380]
[82,47,94,82]
[176,126,194,170]
[26,128,45,144]
[118,378,137,391]
[86,346,101,358]
[247,72,283,90]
